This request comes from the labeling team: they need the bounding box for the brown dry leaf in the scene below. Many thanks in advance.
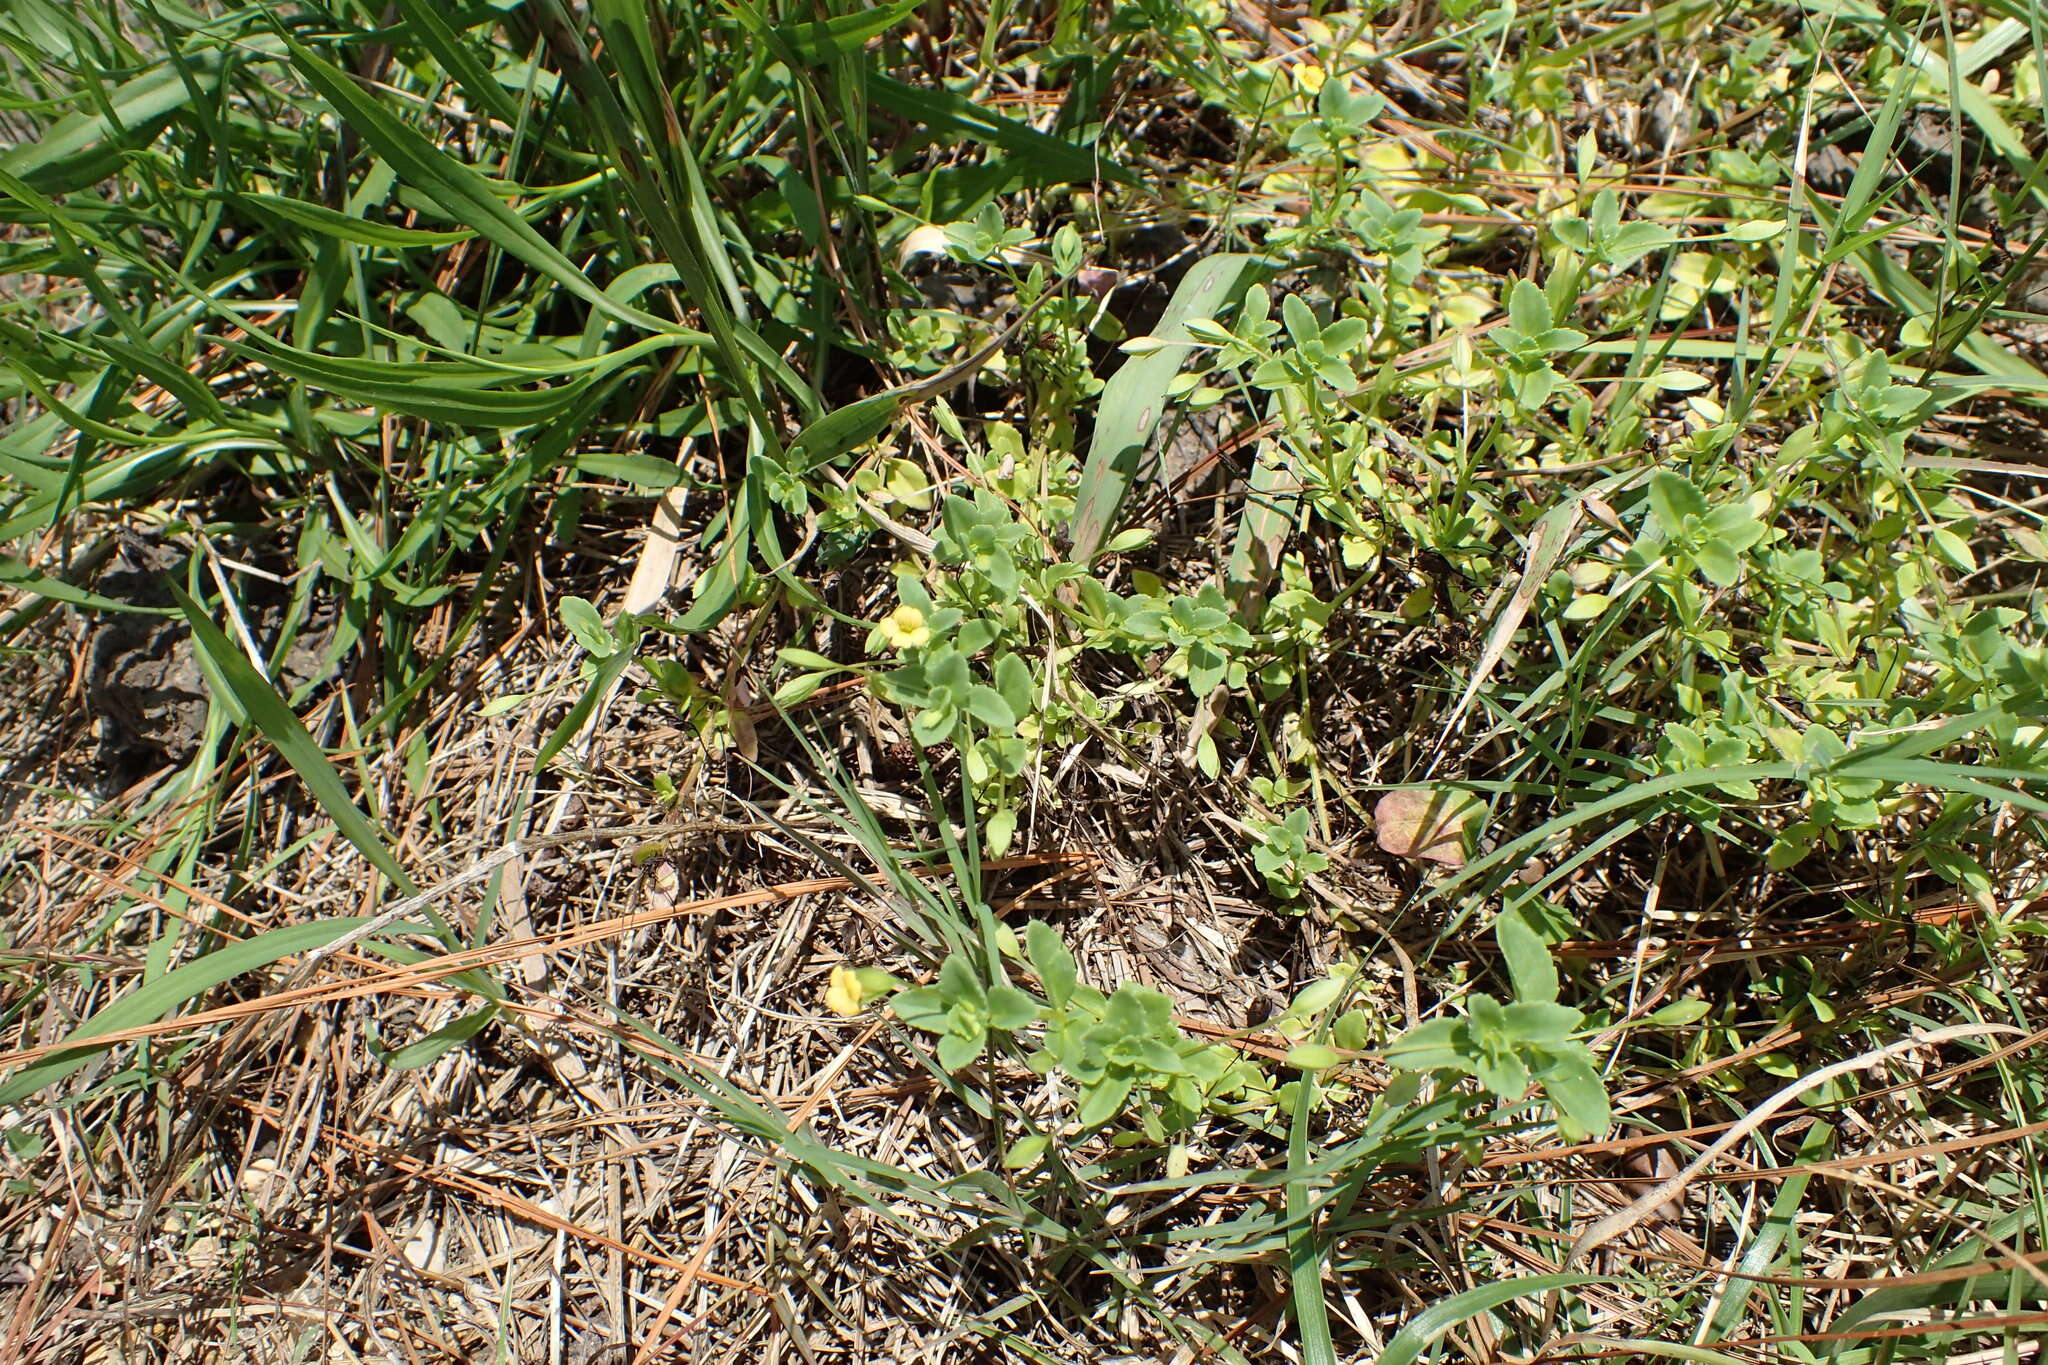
[1374,788,1482,866]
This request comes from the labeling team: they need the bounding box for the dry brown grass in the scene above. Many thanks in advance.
[8,515,2047,1362]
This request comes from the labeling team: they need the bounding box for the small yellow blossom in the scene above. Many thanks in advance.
[1296,64,1327,95]
[824,964,902,1017]
[824,965,866,1017]
[878,604,931,651]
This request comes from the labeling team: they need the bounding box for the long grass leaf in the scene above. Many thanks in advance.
[0,49,221,183]
[0,915,427,1107]
[1071,253,1267,559]
[388,0,526,130]
[1706,1122,1832,1341]
[1225,438,1300,617]
[218,337,593,427]
[867,73,1138,188]
[1374,1275,1605,1365]
[1284,1075,1337,1365]
[274,30,678,338]
[171,582,423,900]
[233,191,478,248]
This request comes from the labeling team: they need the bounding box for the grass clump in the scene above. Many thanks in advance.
[4,0,2048,1361]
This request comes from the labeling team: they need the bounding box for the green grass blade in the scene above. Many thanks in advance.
[1706,1122,1832,1341]
[867,73,1139,188]
[232,191,479,248]
[388,0,526,131]
[273,29,679,338]
[0,554,179,615]
[1071,253,1267,560]
[533,646,634,769]
[1570,1341,1748,1365]
[1374,1275,1605,1365]
[0,914,428,1107]
[0,46,223,185]
[1284,1073,1337,1365]
[218,336,594,427]
[729,0,921,64]
[378,1002,502,1070]
[170,581,424,902]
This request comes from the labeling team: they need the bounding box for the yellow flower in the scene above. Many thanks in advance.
[877,604,931,651]
[1297,63,1327,95]
[824,964,903,1017]
[824,965,867,1017]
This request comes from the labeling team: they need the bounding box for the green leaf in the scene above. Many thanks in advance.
[889,985,947,1030]
[963,684,1019,731]
[172,584,422,900]
[993,651,1034,720]
[1077,1071,1135,1128]
[1726,218,1786,242]
[378,1003,500,1070]
[572,454,687,488]
[1495,905,1558,1005]
[1700,509,1765,554]
[1644,999,1711,1026]
[1071,254,1268,560]
[987,984,1040,1030]
[1502,1001,1582,1044]
[1380,1017,1466,1072]
[1471,1047,1530,1100]
[910,704,955,746]
[779,648,847,673]
[1026,921,1080,1008]
[1647,471,1707,533]
[1281,292,1319,347]
[1003,1133,1051,1169]
[1507,278,1552,336]
[983,805,1017,857]
[1930,527,1976,573]
[785,389,907,472]
[1287,973,1352,1019]
[0,915,430,1107]
[1693,538,1742,587]
[1376,1276,1607,1365]
[1800,724,1847,770]
[939,953,985,1008]
[558,597,615,657]
[936,1029,985,1071]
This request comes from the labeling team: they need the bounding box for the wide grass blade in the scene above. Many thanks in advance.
[0,914,427,1107]
[867,73,1138,188]
[1284,1074,1337,1365]
[0,46,226,187]
[1071,253,1266,560]
[1374,1275,1605,1365]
